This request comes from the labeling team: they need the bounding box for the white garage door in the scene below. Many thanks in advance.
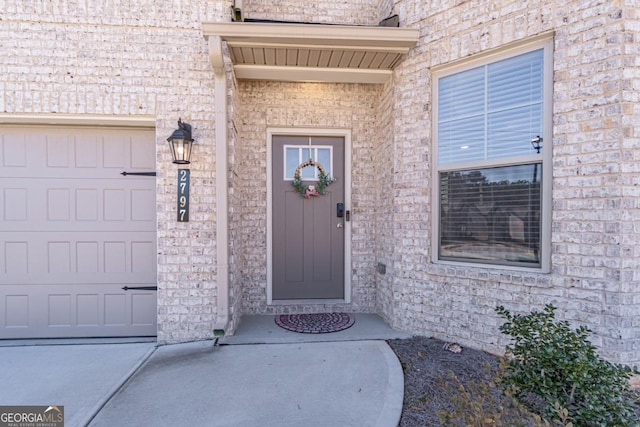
[0,126,157,338]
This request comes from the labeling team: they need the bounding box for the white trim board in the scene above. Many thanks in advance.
[0,113,156,128]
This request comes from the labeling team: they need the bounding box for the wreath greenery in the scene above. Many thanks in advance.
[291,159,335,197]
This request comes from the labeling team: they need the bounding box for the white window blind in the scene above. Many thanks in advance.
[438,49,544,164]
[439,164,541,266]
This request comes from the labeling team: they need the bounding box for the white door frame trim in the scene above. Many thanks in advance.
[266,127,352,305]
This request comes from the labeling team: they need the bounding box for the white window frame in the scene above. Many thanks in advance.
[283,144,334,181]
[431,34,553,272]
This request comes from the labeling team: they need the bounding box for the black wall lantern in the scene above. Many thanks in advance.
[167,118,194,164]
[531,135,543,154]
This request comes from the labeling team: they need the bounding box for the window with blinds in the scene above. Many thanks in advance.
[439,164,541,266]
[438,49,543,164]
[434,40,551,269]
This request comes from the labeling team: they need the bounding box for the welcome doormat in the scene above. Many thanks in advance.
[274,313,356,334]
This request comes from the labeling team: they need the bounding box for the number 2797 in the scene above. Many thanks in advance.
[177,169,190,222]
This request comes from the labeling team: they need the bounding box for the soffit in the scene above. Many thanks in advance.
[202,22,419,84]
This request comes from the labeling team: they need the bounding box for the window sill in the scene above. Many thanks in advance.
[433,259,551,275]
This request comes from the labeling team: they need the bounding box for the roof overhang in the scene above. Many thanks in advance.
[202,22,419,84]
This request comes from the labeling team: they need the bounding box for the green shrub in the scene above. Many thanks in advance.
[496,304,638,427]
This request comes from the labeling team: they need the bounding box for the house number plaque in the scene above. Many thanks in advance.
[177,169,190,222]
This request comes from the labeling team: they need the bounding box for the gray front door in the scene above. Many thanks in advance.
[272,135,345,300]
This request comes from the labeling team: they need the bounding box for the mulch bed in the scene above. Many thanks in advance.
[388,336,501,426]
[388,336,640,427]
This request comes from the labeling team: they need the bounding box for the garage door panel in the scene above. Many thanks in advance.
[4,187,28,220]
[131,189,155,221]
[76,189,99,220]
[48,188,71,221]
[104,294,126,326]
[0,128,155,178]
[1,181,155,231]
[130,137,155,169]
[3,272,155,288]
[3,241,29,273]
[1,232,156,280]
[1,131,27,167]
[46,135,72,168]
[49,294,72,326]
[131,241,155,273]
[48,241,72,273]
[75,138,99,168]
[102,135,127,168]
[0,168,154,180]
[0,284,156,338]
[104,189,126,221]
[0,194,155,232]
[77,241,99,272]
[77,294,100,326]
[0,126,156,339]
[104,241,126,273]
[131,293,155,326]
[4,294,29,328]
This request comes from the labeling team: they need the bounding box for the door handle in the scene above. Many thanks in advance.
[337,203,344,218]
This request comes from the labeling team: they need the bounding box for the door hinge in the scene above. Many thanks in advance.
[120,171,157,176]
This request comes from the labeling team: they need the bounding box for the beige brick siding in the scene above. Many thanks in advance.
[236,81,381,315]
[2,0,639,364]
[0,0,234,344]
[242,0,380,25]
[373,80,396,324]
[385,0,640,363]
[377,0,394,23]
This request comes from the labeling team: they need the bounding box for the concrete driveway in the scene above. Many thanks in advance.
[0,341,155,427]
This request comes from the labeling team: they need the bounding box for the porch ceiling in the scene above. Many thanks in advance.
[202,22,419,84]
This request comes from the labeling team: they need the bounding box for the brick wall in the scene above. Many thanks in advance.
[385,0,640,364]
[377,0,394,23]
[0,0,234,344]
[237,80,381,315]
[3,0,638,363]
[373,80,395,323]
[242,0,380,25]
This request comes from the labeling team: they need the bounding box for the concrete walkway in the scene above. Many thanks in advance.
[90,340,403,427]
[1,314,411,427]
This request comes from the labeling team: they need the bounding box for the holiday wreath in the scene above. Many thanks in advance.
[291,159,336,199]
